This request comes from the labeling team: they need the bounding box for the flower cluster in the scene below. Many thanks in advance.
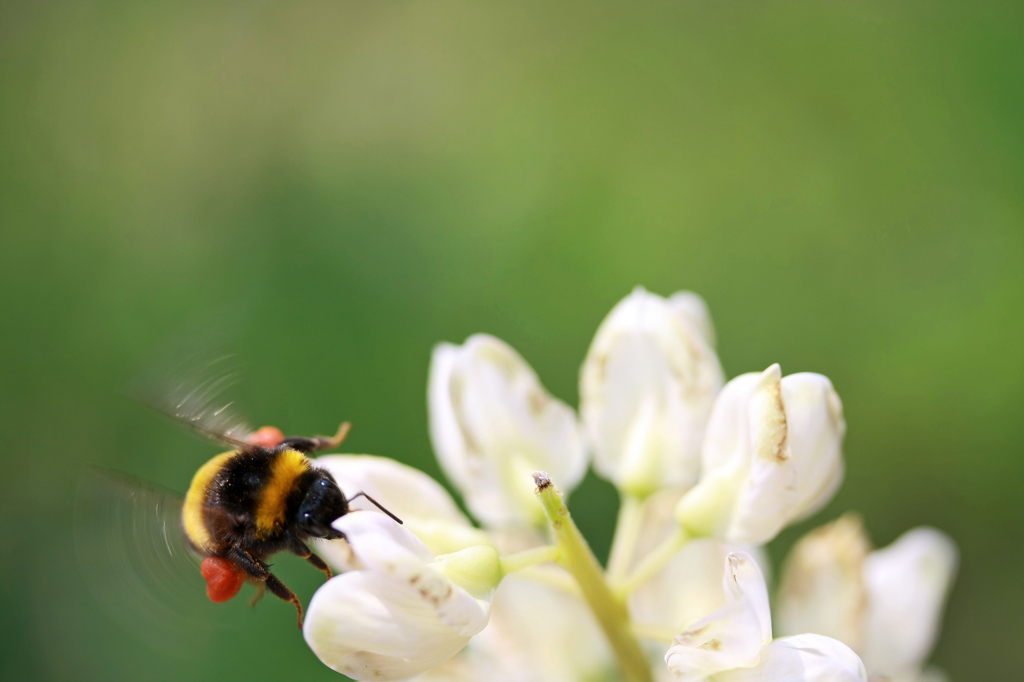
[301,287,958,682]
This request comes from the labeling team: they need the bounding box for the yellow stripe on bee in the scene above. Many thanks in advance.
[182,451,235,553]
[255,449,310,538]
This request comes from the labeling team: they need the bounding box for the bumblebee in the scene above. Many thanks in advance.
[181,423,400,628]
[76,355,401,633]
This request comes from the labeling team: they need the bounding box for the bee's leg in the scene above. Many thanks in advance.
[278,422,351,454]
[304,553,333,579]
[248,581,266,608]
[264,573,304,630]
[288,537,334,580]
[229,546,270,580]
[230,546,304,629]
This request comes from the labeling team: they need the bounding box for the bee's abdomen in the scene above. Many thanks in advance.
[182,451,238,553]
[181,448,312,554]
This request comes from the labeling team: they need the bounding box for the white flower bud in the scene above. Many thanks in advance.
[665,553,772,680]
[428,334,586,527]
[316,455,490,562]
[860,528,958,679]
[666,552,867,682]
[675,365,845,544]
[304,513,493,682]
[776,520,958,682]
[776,514,871,651]
[580,288,724,497]
[434,545,503,600]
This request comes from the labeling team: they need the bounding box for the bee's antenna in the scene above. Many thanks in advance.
[347,492,403,525]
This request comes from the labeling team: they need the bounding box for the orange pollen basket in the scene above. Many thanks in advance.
[201,556,247,603]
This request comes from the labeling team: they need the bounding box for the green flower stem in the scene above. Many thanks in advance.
[499,544,560,575]
[533,472,654,682]
[606,493,644,582]
[517,565,581,596]
[615,526,689,597]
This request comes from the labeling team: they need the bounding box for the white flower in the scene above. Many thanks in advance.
[416,573,615,682]
[665,553,773,680]
[712,635,869,682]
[429,334,587,527]
[316,454,491,560]
[777,518,959,682]
[289,285,953,682]
[304,513,497,682]
[675,364,845,544]
[861,528,958,678]
[776,514,871,652]
[665,553,867,682]
[626,487,770,640]
[580,288,724,497]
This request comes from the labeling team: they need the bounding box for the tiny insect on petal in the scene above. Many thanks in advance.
[201,556,247,603]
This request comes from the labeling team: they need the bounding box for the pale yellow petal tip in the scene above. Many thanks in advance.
[760,363,783,384]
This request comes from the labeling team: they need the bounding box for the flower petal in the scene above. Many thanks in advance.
[776,514,871,651]
[409,572,614,682]
[580,288,724,497]
[316,455,489,562]
[712,635,868,682]
[665,553,772,681]
[860,528,958,678]
[629,488,770,638]
[304,513,491,681]
[485,573,615,681]
[428,334,586,527]
[727,365,799,542]
[335,508,435,569]
[634,539,773,636]
[677,365,845,545]
[780,374,846,521]
[305,571,481,681]
[668,291,718,349]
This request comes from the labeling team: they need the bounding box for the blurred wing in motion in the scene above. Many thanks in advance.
[126,345,254,449]
[74,466,235,649]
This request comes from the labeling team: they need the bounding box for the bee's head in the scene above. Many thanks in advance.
[296,470,349,539]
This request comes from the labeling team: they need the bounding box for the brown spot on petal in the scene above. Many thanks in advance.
[756,380,790,463]
[592,352,609,384]
[684,624,708,637]
[700,638,722,651]
[770,382,789,462]
[528,390,549,416]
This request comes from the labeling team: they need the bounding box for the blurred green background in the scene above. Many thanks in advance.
[1,1,1021,680]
